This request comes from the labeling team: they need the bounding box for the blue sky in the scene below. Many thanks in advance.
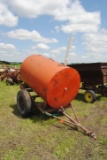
[0,0,107,64]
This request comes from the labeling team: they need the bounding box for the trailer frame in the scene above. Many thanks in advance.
[68,62,107,102]
[16,83,96,139]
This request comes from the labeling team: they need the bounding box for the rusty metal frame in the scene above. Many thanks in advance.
[37,102,96,139]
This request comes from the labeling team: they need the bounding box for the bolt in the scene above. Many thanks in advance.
[64,87,67,91]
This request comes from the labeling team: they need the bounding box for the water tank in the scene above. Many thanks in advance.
[20,54,80,109]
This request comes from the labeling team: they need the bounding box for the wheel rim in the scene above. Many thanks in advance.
[85,93,93,102]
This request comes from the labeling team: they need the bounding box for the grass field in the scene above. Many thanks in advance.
[0,80,107,160]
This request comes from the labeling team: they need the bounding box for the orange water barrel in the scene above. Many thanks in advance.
[20,54,80,109]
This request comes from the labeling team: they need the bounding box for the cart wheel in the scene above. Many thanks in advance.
[6,78,14,85]
[17,89,32,118]
[84,90,96,103]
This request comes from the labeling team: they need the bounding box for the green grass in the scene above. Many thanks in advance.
[0,81,107,160]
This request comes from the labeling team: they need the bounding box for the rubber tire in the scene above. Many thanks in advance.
[17,89,32,118]
[6,78,14,85]
[84,90,96,103]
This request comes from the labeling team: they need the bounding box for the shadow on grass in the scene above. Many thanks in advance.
[9,104,89,135]
[9,103,59,123]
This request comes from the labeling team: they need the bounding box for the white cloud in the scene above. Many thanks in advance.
[83,29,107,55]
[7,29,41,40]
[6,29,58,43]
[61,23,99,33]
[11,0,100,34]
[60,1,100,33]
[0,43,16,50]
[52,47,66,54]
[0,43,21,61]
[5,0,69,18]
[55,26,60,33]
[32,43,50,50]
[65,29,107,63]
[1,0,101,33]
[0,0,105,63]
[0,2,18,26]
